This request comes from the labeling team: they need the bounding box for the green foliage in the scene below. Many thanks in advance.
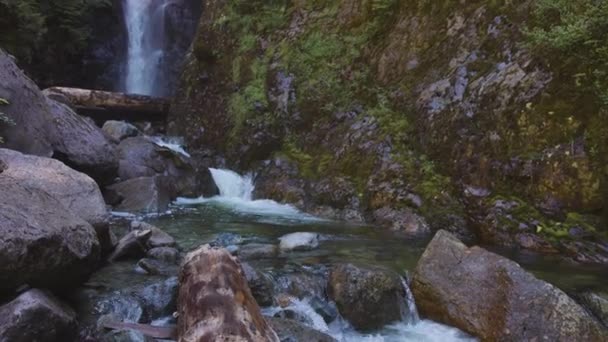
[526,0,608,108]
[0,0,111,63]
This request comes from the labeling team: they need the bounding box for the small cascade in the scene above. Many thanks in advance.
[208,168,255,200]
[401,276,420,324]
[175,168,320,221]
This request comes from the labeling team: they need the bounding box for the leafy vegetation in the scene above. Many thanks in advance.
[0,0,112,63]
[526,0,608,108]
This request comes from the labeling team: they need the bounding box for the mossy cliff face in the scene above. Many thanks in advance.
[169,0,608,262]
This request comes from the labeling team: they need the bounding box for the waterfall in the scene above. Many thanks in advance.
[208,168,255,200]
[123,0,168,96]
[175,168,321,221]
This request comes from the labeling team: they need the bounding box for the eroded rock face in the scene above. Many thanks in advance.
[328,263,405,331]
[177,245,279,341]
[0,178,100,293]
[411,230,608,341]
[0,289,78,342]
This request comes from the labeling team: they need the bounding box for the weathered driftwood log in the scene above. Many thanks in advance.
[42,87,169,118]
[177,245,279,342]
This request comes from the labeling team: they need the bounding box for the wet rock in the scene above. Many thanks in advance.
[177,245,279,341]
[210,232,243,247]
[0,178,100,292]
[131,221,176,248]
[279,232,320,251]
[275,268,328,299]
[136,277,179,318]
[411,230,608,341]
[267,317,336,342]
[137,258,178,276]
[328,263,405,331]
[237,243,278,259]
[108,229,151,262]
[105,176,172,213]
[0,289,78,342]
[309,296,339,324]
[372,207,431,235]
[146,247,180,264]
[102,120,139,142]
[242,262,274,307]
[576,291,608,327]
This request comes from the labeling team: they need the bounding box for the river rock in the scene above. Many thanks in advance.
[116,137,201,198]
[105,176,172,213]
[103,120,139,142]
[237,243,278,259]
[131,221,177,248]
[137,258,178,276]
[136,277,179,318]
[279,232,320,251]
[411,230,608,341]
[0,178,100,292]
[372,207,431,235]
[267,317,336,342]
[177,245,279,341]
[0,50,118,183]
[0,289,78,342]
[328,263,405,331]
[242,262,274,307]
[147,247,180,263]
[108,229,151,262]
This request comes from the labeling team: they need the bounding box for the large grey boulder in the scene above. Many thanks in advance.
[105,176,172,213]
[0,178,100,292]
[0,289,78,342]
[0,148,109,228]
[412,230,608,341]
[0,50,117,182]
[327,263,405,331]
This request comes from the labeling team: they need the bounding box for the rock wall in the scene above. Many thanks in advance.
[169,1,608,261]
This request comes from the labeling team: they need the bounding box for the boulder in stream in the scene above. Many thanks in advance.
[411,230,608,341]
[177,245,279,341]
[0,178,100,292]
[328,263,406,331]
[279,232,320,251]
[105,176,172,213]
[267,317,336,342]
[0,289,78,342]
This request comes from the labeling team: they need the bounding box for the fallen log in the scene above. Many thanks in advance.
[42,87,169,119]
[177,245,279,342]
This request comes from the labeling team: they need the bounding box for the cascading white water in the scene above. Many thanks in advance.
[401,276,420,324]
[208,168,255,200]
[176,168,320,221]
[123,0,167,95]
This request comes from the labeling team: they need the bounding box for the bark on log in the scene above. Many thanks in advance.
[177,245,279,342]
[43,87,169,117]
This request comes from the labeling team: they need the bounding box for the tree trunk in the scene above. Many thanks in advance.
[43,87,169,118]
[177,245,279,342]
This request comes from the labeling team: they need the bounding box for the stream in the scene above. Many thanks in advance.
[78,161,608,341]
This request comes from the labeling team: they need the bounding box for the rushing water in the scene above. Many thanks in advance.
[97,167,608,341]
[123,0,167,95]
